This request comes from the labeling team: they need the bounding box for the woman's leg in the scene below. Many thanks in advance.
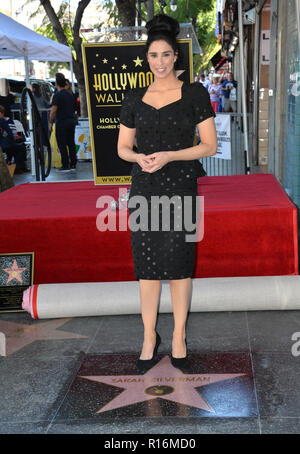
[169,278,191,358]
[139,279,161,360]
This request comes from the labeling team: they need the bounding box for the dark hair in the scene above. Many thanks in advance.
[145,14,181,68]
[32,83,41,97]
[55,72,66,88]
[0,105,5,115]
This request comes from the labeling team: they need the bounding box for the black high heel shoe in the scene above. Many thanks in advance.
[171,339,188,371]
[137,332,161,374]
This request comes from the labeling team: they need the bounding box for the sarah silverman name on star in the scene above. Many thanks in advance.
[110,376,211,383]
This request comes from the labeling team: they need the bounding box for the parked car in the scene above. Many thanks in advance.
[5,77,55,118]
[46,77,78,93]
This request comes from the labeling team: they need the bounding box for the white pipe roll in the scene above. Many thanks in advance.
[0,332,6,356]
[22,275,300,319]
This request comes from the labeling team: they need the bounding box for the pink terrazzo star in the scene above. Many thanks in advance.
[3,259,26,284]
[0,318,89,356]
[80,355,246,414]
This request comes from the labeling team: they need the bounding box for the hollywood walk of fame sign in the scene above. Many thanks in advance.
[56,353,258,418]
[82,40,193,185]
[0,253,34,313]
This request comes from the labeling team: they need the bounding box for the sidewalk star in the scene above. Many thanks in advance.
[80,355,246,414]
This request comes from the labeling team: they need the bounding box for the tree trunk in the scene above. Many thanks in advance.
[115,0,136,26]
[40,0,138,117]
[72,37,87,118]
[40,0,91,117]
[146,0,154,21]
[71,0,91,117]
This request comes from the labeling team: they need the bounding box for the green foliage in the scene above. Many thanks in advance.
[35,23,74,50]
[34,23,74,77]
[95,0,122,28]
[34,2,74,49]
[24,1,74,77]
[97,0,220,74]
[32,1,91,76]
[33,0,219,76]
[161,0,220,74]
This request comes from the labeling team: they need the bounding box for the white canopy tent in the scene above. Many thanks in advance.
[0,12,73,175]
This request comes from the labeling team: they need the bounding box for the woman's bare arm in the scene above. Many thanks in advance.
[117,124,137,163]
[117,123,154,171]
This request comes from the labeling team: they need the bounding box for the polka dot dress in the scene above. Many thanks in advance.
[119,81,216,280]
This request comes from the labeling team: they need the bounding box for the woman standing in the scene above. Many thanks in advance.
[208,77,222,113]
[117,14,217,374]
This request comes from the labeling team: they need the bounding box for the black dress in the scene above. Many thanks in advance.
[119,81,216,280]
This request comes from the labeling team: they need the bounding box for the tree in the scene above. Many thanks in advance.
[115,0,136,26]
[161,0,219,75]
[100,0,218,75]
[34,3,74,77]
[40,0,91,117]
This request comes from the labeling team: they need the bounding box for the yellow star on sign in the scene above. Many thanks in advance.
[122,64,127,70]
[102,58,108,64]
[133,56,143,67]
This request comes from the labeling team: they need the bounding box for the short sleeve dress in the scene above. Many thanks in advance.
[119,81,216,280]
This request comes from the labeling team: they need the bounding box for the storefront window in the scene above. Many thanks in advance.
[257,0,270,170]
[282,0,300,205]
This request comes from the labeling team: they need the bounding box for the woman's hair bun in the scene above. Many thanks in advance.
[146,13,180,37]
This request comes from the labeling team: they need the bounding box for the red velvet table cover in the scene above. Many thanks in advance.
[0,173,298,284]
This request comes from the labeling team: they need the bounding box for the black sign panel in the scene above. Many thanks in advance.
[0,252,34,312]
[82,40,193,185]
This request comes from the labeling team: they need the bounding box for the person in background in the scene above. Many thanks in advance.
[65,79,80,117]
[220,71,229,111]
[199,74,206,86]
[65,79,81,117]
[31,83,51,144]
[65,79,74,97]
[218,91,223,112]
[0,105,29,174]
[31,83,50,110]
[216,76,223,112]
[204,75,212,91]
[223,73,238,112]
[208,77,222,113]
[0,78,15,119]
[49,73,78,172]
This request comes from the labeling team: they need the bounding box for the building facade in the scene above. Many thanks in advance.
[219,0,300,207]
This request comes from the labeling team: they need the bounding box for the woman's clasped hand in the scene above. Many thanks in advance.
[136,151,170,173]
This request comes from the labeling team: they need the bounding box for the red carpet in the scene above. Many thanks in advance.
[0,174,298,284]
